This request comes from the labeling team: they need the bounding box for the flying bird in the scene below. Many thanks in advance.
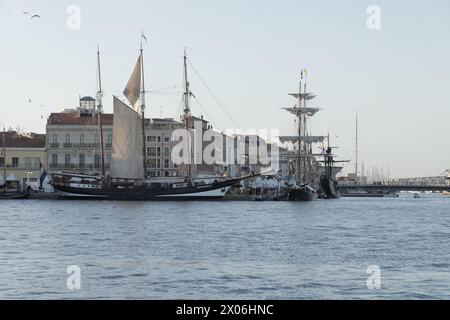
[28,98,32,103]
[23,11,41,20]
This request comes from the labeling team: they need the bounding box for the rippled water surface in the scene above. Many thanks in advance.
[1,195,449,299]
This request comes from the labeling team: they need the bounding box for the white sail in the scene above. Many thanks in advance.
[123,54,142,112]
[110,96,144,180]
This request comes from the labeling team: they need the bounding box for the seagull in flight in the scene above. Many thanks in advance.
[23,11,41,20]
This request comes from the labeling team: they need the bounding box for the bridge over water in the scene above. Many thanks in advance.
[339,184,450,193]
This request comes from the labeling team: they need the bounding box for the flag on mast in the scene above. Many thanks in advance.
[38,161,47,189]
[141,31,148,43]
[123,54,142,111]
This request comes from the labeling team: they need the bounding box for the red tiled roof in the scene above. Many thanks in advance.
[47,113,114,126]
[2,131,46,148]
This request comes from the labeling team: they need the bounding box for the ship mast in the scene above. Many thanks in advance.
[303,72,309,182]
[355,111,358,184]
[2,126,6,193]
[297,74,303,183]
[96,45,106,177]
[183,48,192,181]
[140,39,148,180]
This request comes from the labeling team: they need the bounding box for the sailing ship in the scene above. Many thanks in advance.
[51,43,256,200]
[318,134,343,199]
[278,70,321,201]
[0,127,29,199]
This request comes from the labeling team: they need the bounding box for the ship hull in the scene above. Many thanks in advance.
[51,173,250,201]
[55,184,231,201]
[287,186,317,201]
[319,177,341,199]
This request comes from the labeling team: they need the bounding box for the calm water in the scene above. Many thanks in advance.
[0,194,449,299]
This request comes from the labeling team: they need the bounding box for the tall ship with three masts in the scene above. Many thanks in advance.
[51,41,255,200]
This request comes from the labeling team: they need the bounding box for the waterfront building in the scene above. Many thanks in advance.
[0,130,46,189]
[46,97,282,179]
[46,96,198,178]
[46,97,113,175]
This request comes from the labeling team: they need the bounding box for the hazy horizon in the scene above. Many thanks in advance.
[1,0,449,178]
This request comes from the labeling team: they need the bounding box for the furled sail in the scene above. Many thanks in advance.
[123,54,142,112]
[110,96,144,180]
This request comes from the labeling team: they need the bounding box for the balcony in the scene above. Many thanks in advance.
[56,143,111,149]
[48,163,110,171]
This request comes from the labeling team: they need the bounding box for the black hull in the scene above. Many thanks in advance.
[52,177,246,201]
[320,177,341,199]
[287,187,317,202]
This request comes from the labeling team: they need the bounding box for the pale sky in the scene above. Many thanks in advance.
[1,0,449,178]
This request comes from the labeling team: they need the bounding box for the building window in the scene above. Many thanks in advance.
[94,134,99,144]
[80,134,85,144]
[164,136,170,142]
[147,136,159,143]
[79,154,85,167]
[64,154,71,167]
[148,159,160,169]
[164,159,170,169]
[107,135,112,145]
[0,157,4,167]
[65,134,71,144]
[25,157,40,170]
[164,147,170,157]
[51,154,58,166]
[164,171,169,177]
[147,147,155,156]
[106,153,111,165]
[12,157,19,168]
[52,134,57,143]
[148,170,161,177]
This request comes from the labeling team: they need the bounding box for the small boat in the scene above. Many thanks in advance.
[28,191,62,200]
[413,193,420,199]
[383,192,399,198]
[0,191,29,200]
